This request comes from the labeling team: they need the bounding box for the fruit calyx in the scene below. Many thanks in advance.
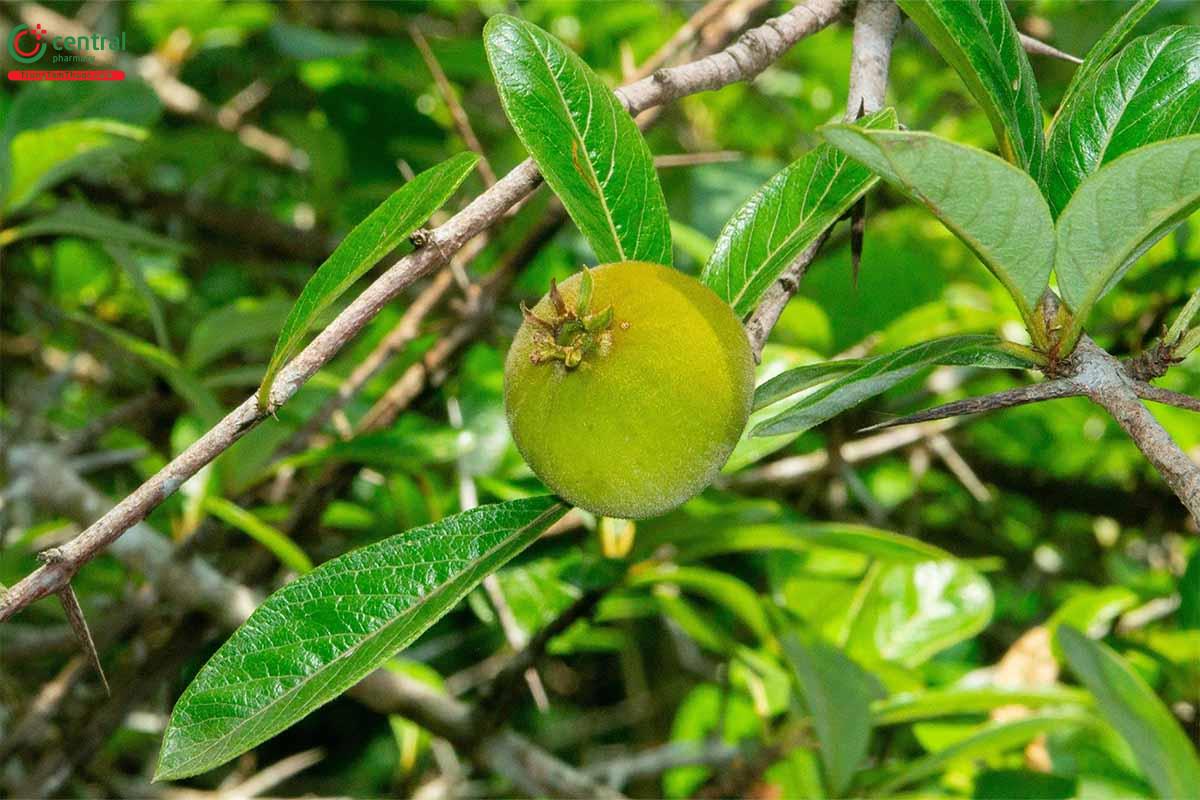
[522,268,614,369]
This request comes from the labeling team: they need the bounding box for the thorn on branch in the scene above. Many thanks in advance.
[1018,31,1082,64]
[849,196,866,287]
[57,584,109,695]
[858,380,1082,433]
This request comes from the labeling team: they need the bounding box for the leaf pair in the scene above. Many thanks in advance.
[898,0,1200,342]
[820,127,1200,345]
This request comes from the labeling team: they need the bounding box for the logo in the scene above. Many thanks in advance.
[6,24,127,81]
[9,24,47,64]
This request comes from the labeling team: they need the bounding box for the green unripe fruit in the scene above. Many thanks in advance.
[504,261,755,519]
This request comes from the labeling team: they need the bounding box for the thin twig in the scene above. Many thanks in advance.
[410,23,498,186]
[1133,382,1200,414]
[653,150,743,168]
[222,748,325,799]
[726,418,958,488]
[472,581,620,737]
[929,434,992,503]
[216,79,273,130]
[586,740,742,790]
[632,0,735,80]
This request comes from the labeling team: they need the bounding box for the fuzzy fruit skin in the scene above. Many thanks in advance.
[504,261,754,519]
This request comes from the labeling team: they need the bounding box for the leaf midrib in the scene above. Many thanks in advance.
[1065,147,1200,314]
[729,150,849,310]
[521,23,627,261]
[873,135,1046,317]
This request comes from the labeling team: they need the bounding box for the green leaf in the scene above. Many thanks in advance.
[872,685,1093,726]
[1180,549,1200,630]
[753,335,1030,437]
[751,360,865,411]
[845,559,993,668]
[202,497,313,574]
[1057,626,1200,799]
[0,203,189,252]
[185,297,295,370]
[896,0,1044,177]
[0,80,161,202]
[269,22,366,60]
[664,684,761,798]
[68,312,222,425]
[5,120,146,213]
[1045,27,1200,217]
[1055,135,1200,331]
[781,632,879,795]
[1056,0,1158,118]
[820,128,1055,320]
[874,713,1094,795]
[484,14,671,266]
[723,346,835,472]
[258,152,478,408]
[702,108,896,315]
[278,426,462,471]
[1047,587,1138,645]
[630,565,770,642]
[103,242,170,351]
[652,520,954,564]
[156,497,567,780]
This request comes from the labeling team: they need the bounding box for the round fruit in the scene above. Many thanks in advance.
[504,261,755,519]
